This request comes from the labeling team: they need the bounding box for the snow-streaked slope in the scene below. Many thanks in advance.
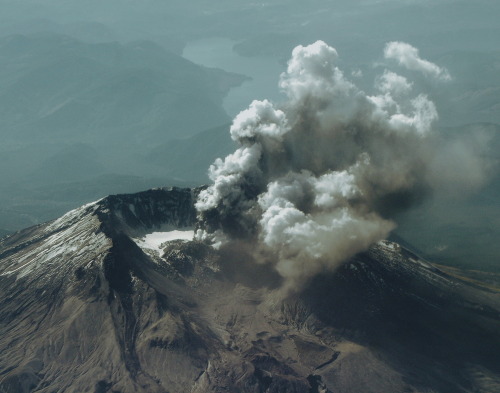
[0,199,107,281]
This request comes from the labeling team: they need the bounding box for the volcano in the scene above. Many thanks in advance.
[0,187,499,393]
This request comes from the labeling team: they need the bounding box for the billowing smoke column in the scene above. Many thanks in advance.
[195,41,451,289]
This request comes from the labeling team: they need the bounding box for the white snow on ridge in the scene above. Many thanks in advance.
[46,198,103,232]
[133,230,195,255]
[1,209,109,280]
[377,240,399,251]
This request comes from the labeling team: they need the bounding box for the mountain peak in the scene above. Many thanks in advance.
[0,187,499,393]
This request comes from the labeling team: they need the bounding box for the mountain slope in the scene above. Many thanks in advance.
[0,187,499,393]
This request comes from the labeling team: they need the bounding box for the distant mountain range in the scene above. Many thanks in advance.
[0,32,242,143]
[0,32,242,231]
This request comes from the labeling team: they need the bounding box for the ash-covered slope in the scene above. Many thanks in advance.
[0,187,499,393]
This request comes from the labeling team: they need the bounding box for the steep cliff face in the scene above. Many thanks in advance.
[0,187,499,393]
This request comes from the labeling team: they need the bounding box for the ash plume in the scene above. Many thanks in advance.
[384,41,451,81]
[195,41,485,290]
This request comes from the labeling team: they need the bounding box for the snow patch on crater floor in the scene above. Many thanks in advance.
[133,230,194,255]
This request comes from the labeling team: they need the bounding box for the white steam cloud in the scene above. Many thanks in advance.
[195,41,481,290]
[384,41,451,81]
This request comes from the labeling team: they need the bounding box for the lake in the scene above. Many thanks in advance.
[182,37,285,117]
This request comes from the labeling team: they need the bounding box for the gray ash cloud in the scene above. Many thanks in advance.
[195,41,488,290]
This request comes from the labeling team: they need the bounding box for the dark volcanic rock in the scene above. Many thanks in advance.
[0,187,499,393]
